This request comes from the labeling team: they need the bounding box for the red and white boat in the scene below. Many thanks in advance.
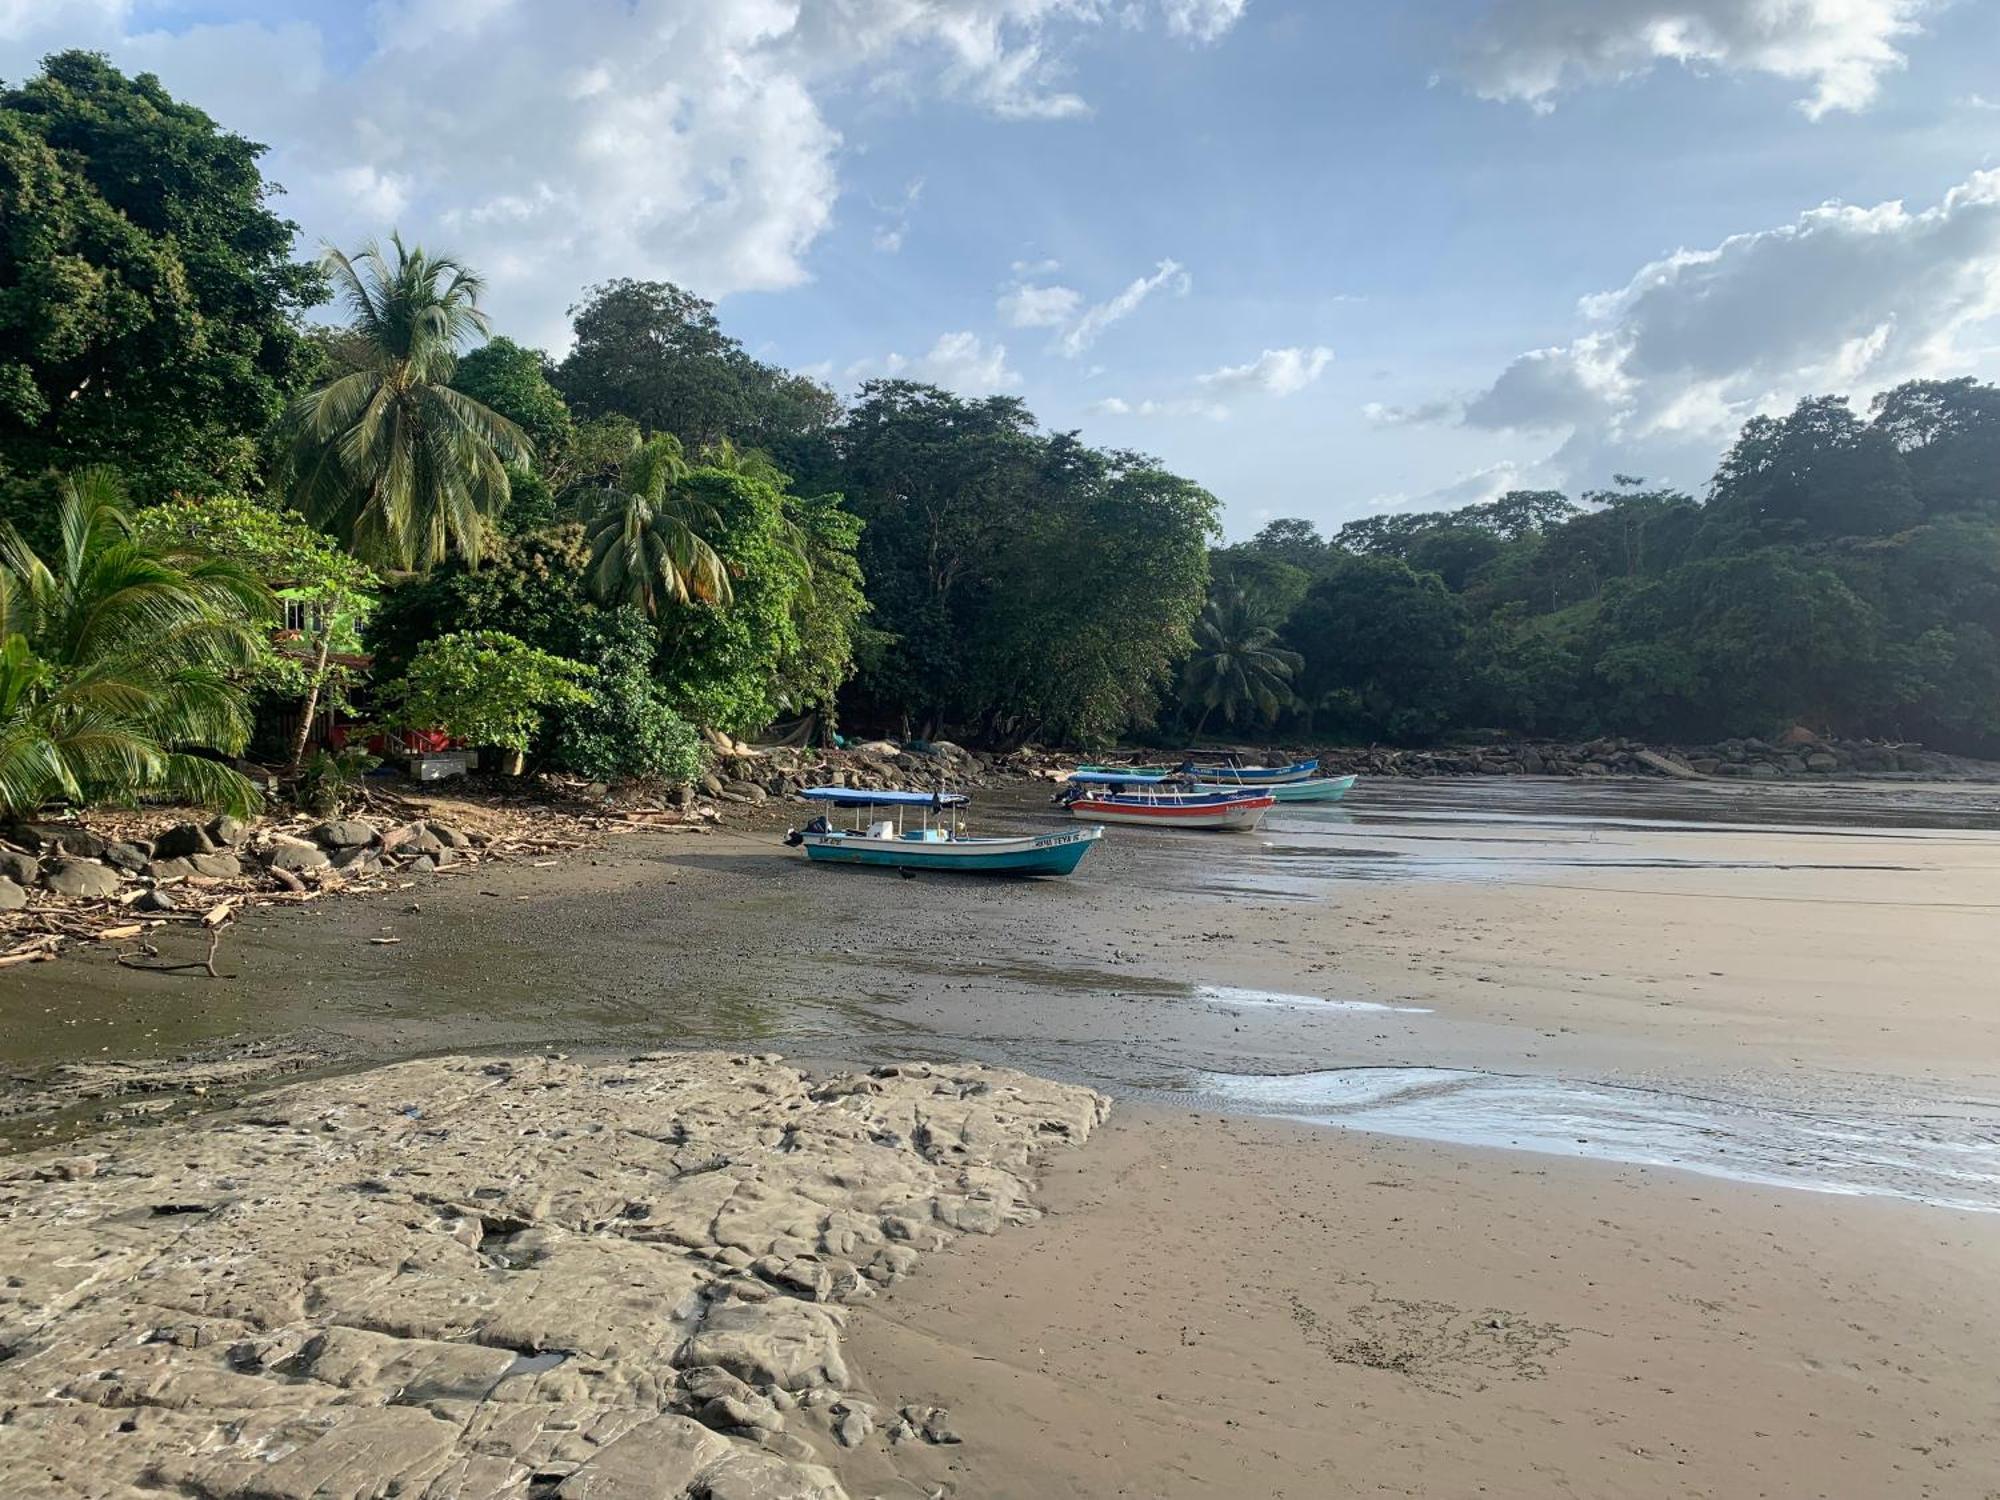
[1061,786,1275,832]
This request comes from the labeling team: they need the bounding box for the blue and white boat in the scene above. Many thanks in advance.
[1181,756,1320,785]
[786,787,1101,876]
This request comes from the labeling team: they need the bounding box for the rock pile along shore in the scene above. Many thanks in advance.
[0,1053,1109,1500]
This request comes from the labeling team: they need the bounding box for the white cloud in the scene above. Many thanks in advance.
[1368,460,1528,514]
[1090,394,1230,420]
[1196,345,1333,396]
[857,331,1020,396]
[1060,258,1191,356]
[1428,170,2000,483]
[872,177,925,254]
[0,2,1243,351]
[1457,0,1934,118]
[1160,0,1251,44]
[998,281,1083,327]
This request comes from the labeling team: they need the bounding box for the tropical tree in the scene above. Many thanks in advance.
[1181,589,1302,735]
[286,234,530,571]
[580,433,732,615]
[0,469,270,819]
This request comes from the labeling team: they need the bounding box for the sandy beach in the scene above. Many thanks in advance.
[6,776,2000,1496]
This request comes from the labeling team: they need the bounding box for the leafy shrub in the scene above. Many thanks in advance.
[382,630,592,754]
[549,608,705,784]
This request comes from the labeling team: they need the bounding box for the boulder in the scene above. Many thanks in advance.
[144,857,198,880]
[42,858,121,900]
[151,822,214,861]
[428,822,472,850]
[380,822,444,858]
[134,886,179,913]
[268,842,330,875]
[101,841,150,874]
[1805,751,1840,772]
[0,848,38,887]
[722,781,768,805]
[313,819,378,849]
[206,814,250,847]
[188,852,242,880]
[12,823,108,859]
[0,876,26,912]
[329,846,380,874]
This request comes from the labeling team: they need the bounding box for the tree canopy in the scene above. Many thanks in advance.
[0,52,322,540]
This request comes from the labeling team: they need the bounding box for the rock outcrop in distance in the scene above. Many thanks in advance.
[0,1052,1109,1499]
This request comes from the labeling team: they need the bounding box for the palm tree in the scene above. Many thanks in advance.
[0,469,270,818]
[1181,588,1303,736]
[287,234,530,571]
[580,434,732,615]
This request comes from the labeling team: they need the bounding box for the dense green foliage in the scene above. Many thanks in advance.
[286,236,529,570]
[129,495,378,718]
[836,383,1219,744]
[580,433,731,614]
[547,608,704,785]
[382,630,592,755]
[0,52,321,543]
[0,470,269,817]
[1203,378,2000,753]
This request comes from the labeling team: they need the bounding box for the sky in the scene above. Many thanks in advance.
[5,1,2000,540]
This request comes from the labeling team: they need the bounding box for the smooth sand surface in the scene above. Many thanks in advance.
[845,1110,2000,1499]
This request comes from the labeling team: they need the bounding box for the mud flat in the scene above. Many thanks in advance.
[0,1052,1106,1499]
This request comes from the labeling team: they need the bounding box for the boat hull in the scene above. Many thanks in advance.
[1184,758,1319,786]
[1195,773,1355,804]
[799,826,1101,875]
[1065,796,1272,831]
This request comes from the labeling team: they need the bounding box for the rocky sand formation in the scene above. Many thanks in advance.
[0,1052,1109,1499]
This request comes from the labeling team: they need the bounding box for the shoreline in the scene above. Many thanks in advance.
[6,777,2000,1493]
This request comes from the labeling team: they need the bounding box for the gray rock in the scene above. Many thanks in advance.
[134,886,179,913]
[429,822,472,849]
[328,845,380,874]
[151,822,214,861]
[723,781,769,805]
[101,841,150,874]
[15,823,108,859]
[313,818,378,849]
[41,858,121,900]
[0,876,26,911]
[1805,751,1840,772]
[144,857,197,880]
[0,848,38,886]
[188,852,242,879]
[381,822,444,858]
[206,814,249,847]
[832,1406,872,1448]
[405,853,438,874]
[268,842,330,874]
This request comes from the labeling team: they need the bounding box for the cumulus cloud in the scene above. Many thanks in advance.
[1457,0,1934,118]
[1368,460,1528,514]
[998,281,1083,327]
[1059,258,1191,356]
[1422,170,2000,482]
[0,2,1247,349]
[1196,345,1333,396]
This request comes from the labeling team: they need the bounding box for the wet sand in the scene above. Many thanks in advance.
[7,778,2000,1494]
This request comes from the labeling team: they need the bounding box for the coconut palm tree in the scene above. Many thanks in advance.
[287,234,530,571]
[0,469,270,818]
[580,433,733,615]
[1181,588,1303,735]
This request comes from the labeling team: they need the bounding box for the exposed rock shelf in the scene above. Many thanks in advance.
[0,1052,1109,1499]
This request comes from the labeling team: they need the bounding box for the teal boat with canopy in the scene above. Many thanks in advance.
[785,787,1101,876]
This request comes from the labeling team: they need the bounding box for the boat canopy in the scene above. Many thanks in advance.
[799,786,970,808]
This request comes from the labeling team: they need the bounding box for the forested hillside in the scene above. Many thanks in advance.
[1193,384,2000,755]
